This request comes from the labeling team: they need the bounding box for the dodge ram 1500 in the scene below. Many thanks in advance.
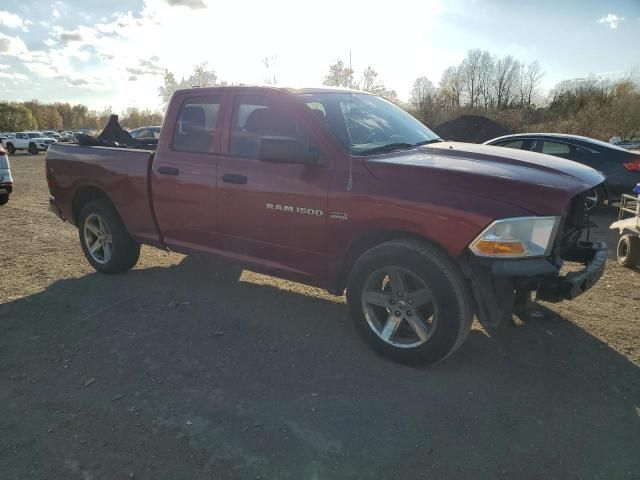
[46,86,606,365]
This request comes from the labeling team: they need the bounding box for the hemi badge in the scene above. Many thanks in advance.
[329,212,348,221]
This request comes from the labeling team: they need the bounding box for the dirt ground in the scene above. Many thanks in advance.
[1,153,639,479]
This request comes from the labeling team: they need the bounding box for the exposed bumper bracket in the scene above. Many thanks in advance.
[536,241,607,302]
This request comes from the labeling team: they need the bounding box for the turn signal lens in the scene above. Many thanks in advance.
[474,240,525,256]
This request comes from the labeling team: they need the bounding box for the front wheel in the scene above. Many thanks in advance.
[346,239,473,365]
[28,143,39,155]
[0,194,8,206]
[78,200,140,273]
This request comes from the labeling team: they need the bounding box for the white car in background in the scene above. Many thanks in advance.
[5,132,56,155]
[43,130,62,140]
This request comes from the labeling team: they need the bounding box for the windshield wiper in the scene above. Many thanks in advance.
[360,143,414,155]
[414,138,443,147]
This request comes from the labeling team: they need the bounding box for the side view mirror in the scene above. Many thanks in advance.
[258,136,320,165]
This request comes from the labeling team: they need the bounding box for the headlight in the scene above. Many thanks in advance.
[470,216,560,258]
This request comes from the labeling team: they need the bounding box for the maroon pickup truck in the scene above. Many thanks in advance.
[46,86,607,365]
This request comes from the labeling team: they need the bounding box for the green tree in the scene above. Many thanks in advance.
[71,104,89,128]
[0,103,38,131]
[323,60,355,88]
[159,63,219,105]
[54,102,75,129]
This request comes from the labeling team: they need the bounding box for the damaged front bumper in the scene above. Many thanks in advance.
[465,241,607,327]
[536,241,607,302]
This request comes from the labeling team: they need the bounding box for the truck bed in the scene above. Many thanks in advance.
[46,143,160,244]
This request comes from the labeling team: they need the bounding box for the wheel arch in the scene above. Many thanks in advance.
[71,184,123,227]
[331,229,446,295]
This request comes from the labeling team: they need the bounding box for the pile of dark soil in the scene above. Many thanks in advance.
[433,114,511,143]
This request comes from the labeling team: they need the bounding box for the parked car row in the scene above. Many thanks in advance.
[2,132,57,154]
[0,129,91,150]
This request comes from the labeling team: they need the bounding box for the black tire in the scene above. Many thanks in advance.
[346,239,473,366]
[0,194,8,206]
[617,234,640,268]
[6,143,15,155]
[28,143,39,155]
[78,200,140,274]
[585,185,605,212]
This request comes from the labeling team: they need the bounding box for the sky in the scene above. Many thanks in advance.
[0,0,638,113]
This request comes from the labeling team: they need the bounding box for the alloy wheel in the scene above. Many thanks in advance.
[83,213,113,264]
[584,188,599,211]
[361,266,437,348]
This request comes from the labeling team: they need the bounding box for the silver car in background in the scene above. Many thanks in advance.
[0,142,13,205]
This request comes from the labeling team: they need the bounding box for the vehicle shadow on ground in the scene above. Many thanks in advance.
[1,255,639,479]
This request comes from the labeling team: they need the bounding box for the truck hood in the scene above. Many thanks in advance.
[365,142,605,215]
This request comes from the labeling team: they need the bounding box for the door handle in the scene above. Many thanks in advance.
[222,173,248,184]
[157,166,179,176]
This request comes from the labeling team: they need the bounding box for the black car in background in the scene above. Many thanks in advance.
[484,133,640,210]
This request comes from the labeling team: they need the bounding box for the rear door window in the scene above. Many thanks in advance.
[495,140,525,149]
[542,141,571,156]
[229,94,319,162]
[172,96,221,154]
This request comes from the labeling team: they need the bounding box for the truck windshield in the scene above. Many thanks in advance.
[297,92,440,155]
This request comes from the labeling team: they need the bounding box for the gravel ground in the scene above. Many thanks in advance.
[1,152,639,479]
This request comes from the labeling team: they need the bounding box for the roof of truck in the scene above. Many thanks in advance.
[173,85,369,96]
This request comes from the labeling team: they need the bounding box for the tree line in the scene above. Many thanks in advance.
[402,49,639,140]
[0,101,163,132]
[2,51,637,141]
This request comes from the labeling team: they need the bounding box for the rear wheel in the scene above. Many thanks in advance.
[78,200,140,273]
[6,143,15,154]
[0,194,8,205]
[617,234,640,268]
[28,143,39,155]
[347,239,473,365]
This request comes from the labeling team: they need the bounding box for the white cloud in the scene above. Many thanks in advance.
[0,71,28,81]
[0,10,28,31]
[164,0,207,8]
[67,0,443,110]
[0,32,29,56]
[597,13,624,29]
[2,0,445,110]
[53,9,61,18]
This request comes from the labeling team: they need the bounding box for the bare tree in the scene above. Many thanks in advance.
[493,55,519,109]
[409,76,437,111]
[323,60,355,88]
[460,49,483,107]
[477,51,496,110]
[439,66,463,108]
[360,66,384,94]
[262,55,279,85]
[523,61,544,107]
